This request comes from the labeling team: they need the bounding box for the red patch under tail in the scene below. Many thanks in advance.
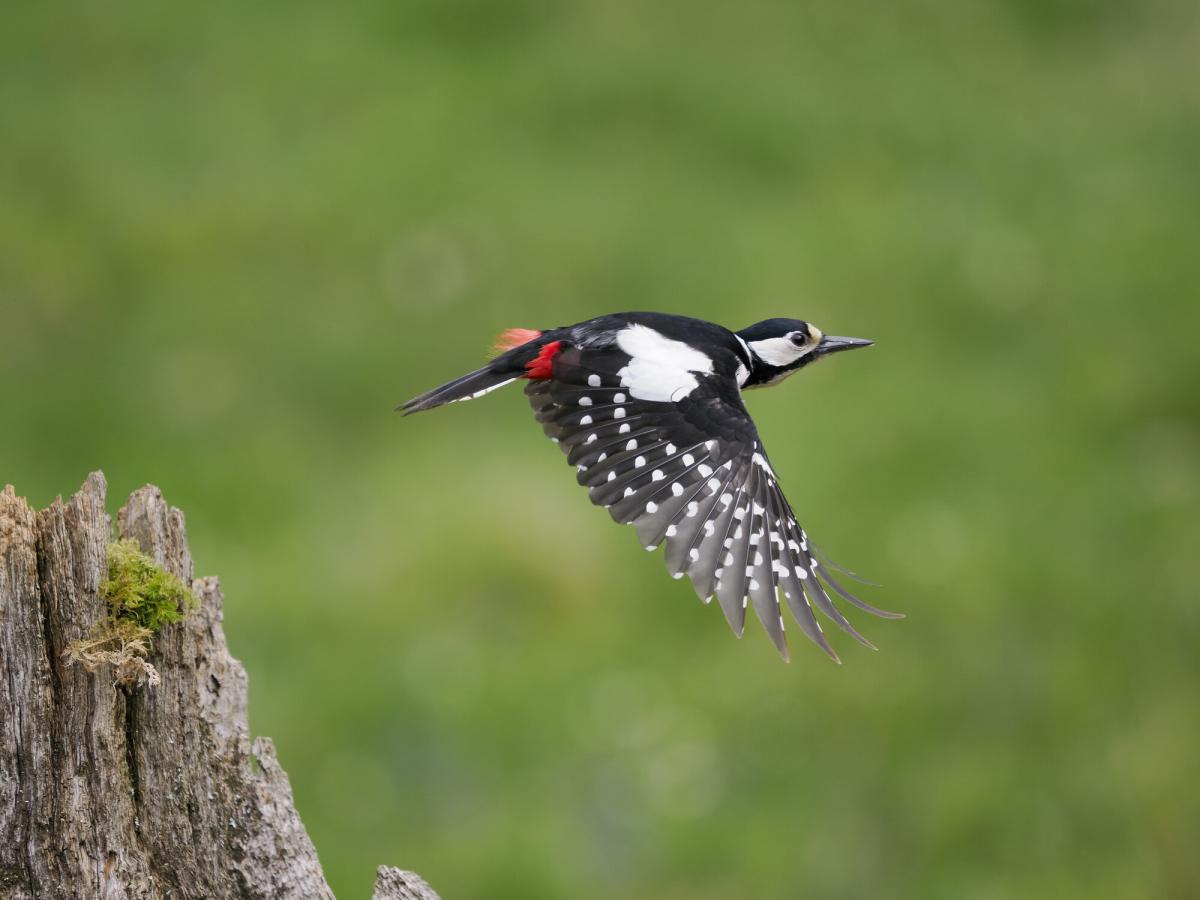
[524,340,562,380]
[493,328,542,354]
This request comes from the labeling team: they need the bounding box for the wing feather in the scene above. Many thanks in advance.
[765,487,839,661]
[605,441,712,522]
[745,466,788,658]
[713,477,755,638]
[683,460,746,606]
[524,341,892,659]
[665,458,740,583]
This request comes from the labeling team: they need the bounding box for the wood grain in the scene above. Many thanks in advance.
[0,474,436,899]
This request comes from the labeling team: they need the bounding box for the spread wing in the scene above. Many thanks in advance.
[526,342,900,661]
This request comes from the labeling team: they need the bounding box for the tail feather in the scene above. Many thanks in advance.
[399,366,518,415]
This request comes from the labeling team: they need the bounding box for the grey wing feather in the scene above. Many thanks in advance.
[526,343,897,660]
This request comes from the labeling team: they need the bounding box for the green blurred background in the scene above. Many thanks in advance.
[3,1,1198,897]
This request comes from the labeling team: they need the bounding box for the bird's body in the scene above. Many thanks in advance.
[401,312,900,661]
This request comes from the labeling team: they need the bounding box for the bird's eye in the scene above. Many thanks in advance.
[789,331,808,347]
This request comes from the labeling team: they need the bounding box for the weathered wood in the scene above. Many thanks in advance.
[0,474,437,899]
[370,868,441,900]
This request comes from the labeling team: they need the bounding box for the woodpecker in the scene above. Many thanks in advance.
[400,312,901,661]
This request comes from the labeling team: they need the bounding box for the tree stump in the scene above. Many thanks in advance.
[0,473,437,899]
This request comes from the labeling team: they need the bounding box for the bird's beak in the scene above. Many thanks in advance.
[815,335,874,358]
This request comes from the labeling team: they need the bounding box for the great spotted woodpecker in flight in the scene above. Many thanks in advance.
[400,312,901,661]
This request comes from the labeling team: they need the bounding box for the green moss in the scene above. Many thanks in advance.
[63,540,199,687]
[100,539,198,631]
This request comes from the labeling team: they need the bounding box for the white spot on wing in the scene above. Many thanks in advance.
[615,324,714,402]
[751,452,775,477]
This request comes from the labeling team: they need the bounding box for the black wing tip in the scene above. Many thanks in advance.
[830,614,879,651]
[720,610,746,640]
[796,620,842,663]
[850,598,905,620]
[808,542,882,587]
[816,566,905,620]
[767,628,791,663]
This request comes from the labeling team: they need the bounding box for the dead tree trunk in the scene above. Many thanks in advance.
[0,473,438,900]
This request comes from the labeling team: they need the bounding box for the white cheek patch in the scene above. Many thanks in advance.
[747,336,811,367]
[616,324,715,402]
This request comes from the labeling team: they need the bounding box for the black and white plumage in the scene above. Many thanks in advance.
[401,312,901,661]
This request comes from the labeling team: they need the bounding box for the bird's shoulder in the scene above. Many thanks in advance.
[550,313,747,380]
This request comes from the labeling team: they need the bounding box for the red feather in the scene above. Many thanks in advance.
[524,340,562,380]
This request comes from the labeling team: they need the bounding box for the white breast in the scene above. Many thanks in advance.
[616,324,715,402]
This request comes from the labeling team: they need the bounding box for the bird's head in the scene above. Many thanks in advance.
[736,318,873,388]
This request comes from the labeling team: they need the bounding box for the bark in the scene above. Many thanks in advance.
[0,473,437,899]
